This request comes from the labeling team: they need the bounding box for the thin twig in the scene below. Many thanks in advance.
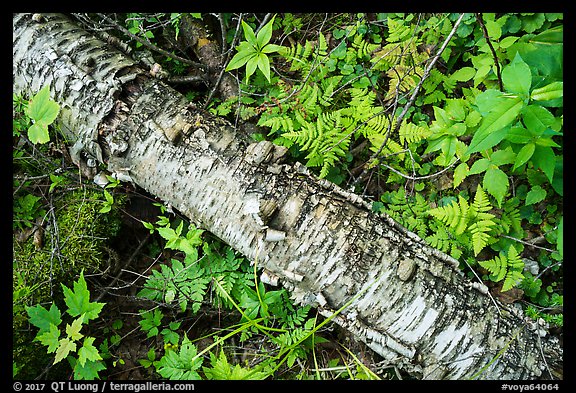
[475,13,503,91]
[217,13,228,54]
[501,235,556,253]
[462,258,502,316]
[255,13,273,34]
[355,13,466,186]
[202,14,242,110]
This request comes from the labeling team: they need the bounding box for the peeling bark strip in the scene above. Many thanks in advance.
[13,13,562,380]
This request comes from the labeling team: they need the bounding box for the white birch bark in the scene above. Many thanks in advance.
[13,13,562,380]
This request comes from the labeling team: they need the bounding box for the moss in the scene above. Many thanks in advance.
[13,186,126,379]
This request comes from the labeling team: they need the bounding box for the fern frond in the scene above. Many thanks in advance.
[399,122,432,145]
[366,114,390,135]
[469,219,495,256]
[300,83,320,114]
[479,245,525,291]
[386,64,422,96]
[497,197,523,235]
[318,75,343,106]
[428,195,469,235]
[258,113,295,134]
[351,34,380,59]
[370,42,404,71]
[472,185,493,214]
[386,17,412,43]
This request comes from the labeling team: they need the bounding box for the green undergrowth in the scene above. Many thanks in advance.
[13,89,126,379]
[210,13,563,326]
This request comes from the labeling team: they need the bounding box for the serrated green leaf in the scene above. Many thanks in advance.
[505,126,531,144]
[525,185,546,205]
[78,337,102,367]
[485,19,502,40]
[469,158,490,175]
[37,323,61,353]
[156,337,203,380]
[66,316,85,342]
[55,338,77,364]
[522,105,555,136]
[513,142,535,170]
[453,162,469,188]
[490,147,516,166]
[503,270,525,292]
[26,84,60,125]
[62,272,105,322]
[26,303,62,333]
[157,226,178,242]
[466,96,523,155]
[483,167,509,206]
[499,36,519,48]
[72,359,106,380]
[502,53,531,96]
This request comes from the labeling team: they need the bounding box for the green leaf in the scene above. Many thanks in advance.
[26,84,60,125]
[505,126,531,144]
[225,43,257,71]
[241,20,257,47]
[66,316,85,342]
[485,19,501,40]
[28,123,50,144]
[450,67,475,82]
[490,148,516,166]
[466,96,523,155]
[513,142,535,170]
[256,52,271,82]
[256,15,275,48]
[499,36,519,49]
[502,53,531,96]
[139,309,163,338]
[36,323,61,353]
[453,162,469,188]
[469,158,490,175]
[525,185,546,205]
[531,145,556,183]
[483,167,509,206]
[245,56,259,80]
[156,337,203,380]
[261,43,284,54]
[62,272,105,322]
[55,338,77,364]
[72,359,106,380]
[522,105,555,136]
[78,337,103,367]
[475,89,506,115]
[530,82,563,102]
[26,303,62,333]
